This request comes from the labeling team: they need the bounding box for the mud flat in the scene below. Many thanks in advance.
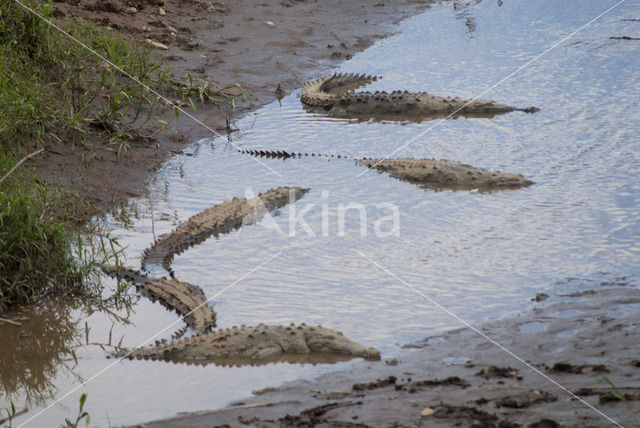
[34,0,430,213]
[138,286,640,427]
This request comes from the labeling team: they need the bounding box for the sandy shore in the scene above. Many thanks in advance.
[35,0,429,214]
[140,285,640,427]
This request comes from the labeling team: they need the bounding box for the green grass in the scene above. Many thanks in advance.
[592,373,640,425]
[0,1,245,153]
[1,393,89,427]
[0,1,147,309]
[0,1,245,310]
[0,169,79,307]
[0,155,120,310]
[0,1,158,152]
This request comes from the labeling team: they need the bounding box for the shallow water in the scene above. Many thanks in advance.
[3,0,640,426]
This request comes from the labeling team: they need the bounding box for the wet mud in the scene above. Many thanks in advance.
[140,287,640,427]
[32,0,430,215]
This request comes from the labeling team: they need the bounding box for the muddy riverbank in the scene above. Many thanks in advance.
[32,0,430,213]
[140,285,640,427]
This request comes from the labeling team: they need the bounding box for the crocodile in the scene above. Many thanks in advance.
[120,323,381,364]
[236,149,533,190]
[108,187,381,365]
[301,73,539,121]
[142,186,309,274]
[102,265,216,332]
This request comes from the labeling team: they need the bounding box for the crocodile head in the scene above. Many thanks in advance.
[301,325,380,360]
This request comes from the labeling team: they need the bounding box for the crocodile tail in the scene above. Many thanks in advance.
[102,264,150,285]
[318,72,380,95]
[519,106,540,113]
[302,73,380,108]
[237,148,353,160]
[238,148,298,159]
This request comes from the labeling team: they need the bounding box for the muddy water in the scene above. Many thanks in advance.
[4,1,640,426]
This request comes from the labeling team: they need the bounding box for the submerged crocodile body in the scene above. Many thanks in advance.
[108,187,381,365]
[142,186,308,273]
[301,73,539,121]
[121,323,380,364]
[358,158,532,190]
[237,149,533,190]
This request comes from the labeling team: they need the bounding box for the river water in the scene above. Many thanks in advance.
[3,1,639,426]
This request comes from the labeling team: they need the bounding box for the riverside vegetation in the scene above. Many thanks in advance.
[0,1,242,310]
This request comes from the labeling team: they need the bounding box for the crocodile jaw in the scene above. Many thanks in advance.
[305,331,381,360]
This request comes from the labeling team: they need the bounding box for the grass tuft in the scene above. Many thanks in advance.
[0,0,244,310]
[0,155,99,310]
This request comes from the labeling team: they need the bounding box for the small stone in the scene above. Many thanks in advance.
[420,407,434,417]
[265,21,276,27]
[385,358,398,366]
[125,6,137,14]
[533,293,549,302]
[158,7,166,16]
[252,386,278,395]
[145,39,169,50]
[327,389,347,399]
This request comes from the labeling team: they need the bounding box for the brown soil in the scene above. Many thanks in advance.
[30,0,430,216]
[140,286,640,427]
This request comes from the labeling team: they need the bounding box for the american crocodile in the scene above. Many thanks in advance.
[237,149,533,190]
[107,187,381,365]
[120,323,381,363]
[358,158,532,190]
[142,186,308,273]
[301,73,539,121]
[102,265,216,331]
